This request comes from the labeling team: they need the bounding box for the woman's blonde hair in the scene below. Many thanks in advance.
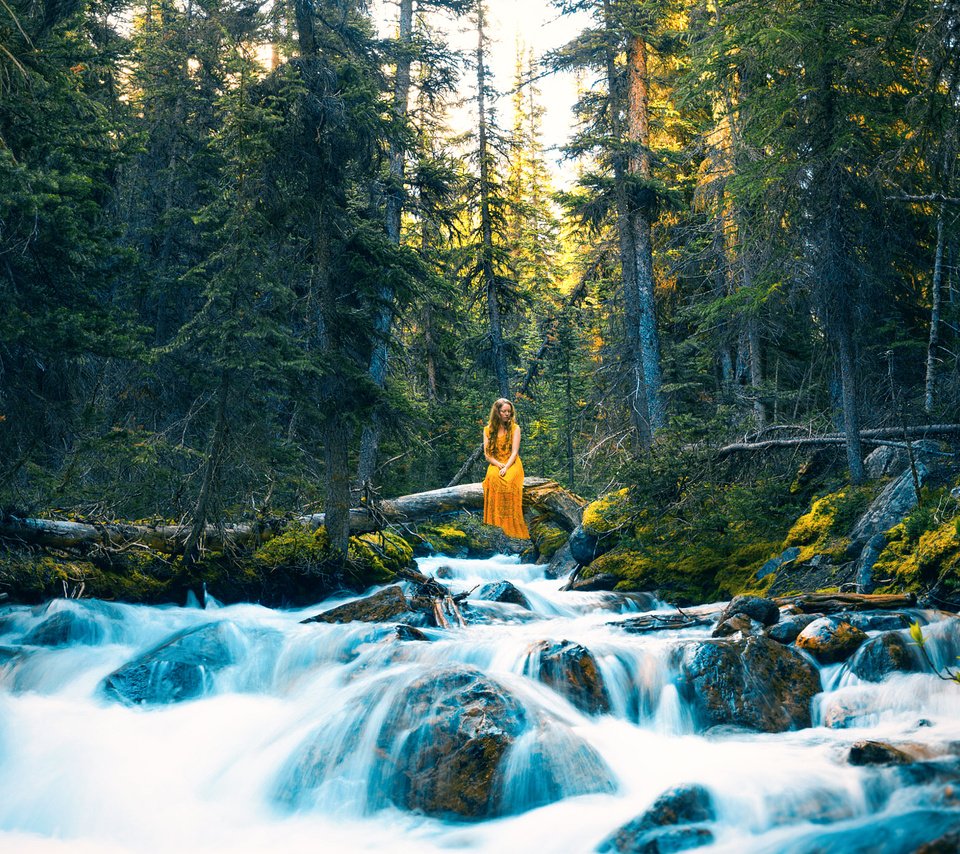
[485,398,516,450]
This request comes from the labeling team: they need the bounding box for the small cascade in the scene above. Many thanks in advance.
[0,552,958,852]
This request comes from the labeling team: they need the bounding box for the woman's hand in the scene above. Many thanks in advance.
[499,465,507,477]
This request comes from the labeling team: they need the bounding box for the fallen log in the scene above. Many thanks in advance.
[716,424,960,457]
[774,592,917,614]
[0,478,584,556]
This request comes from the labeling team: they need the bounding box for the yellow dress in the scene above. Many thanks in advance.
[483,425,530,539]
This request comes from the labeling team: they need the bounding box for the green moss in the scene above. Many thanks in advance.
[415,522,471,556]
[253,523,332,571]
[529,517,568,561]
[581,488,633,537]
[349,531,413,583]
[781,486,874,564]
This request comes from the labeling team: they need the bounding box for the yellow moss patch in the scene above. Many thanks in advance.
[781,486,873,565]
[875,518,960,593]
[416,522,471,556]
[581,488,633,537]
[530,517,568,561]
[254,524,331,570]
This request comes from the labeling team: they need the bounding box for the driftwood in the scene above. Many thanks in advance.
[0,478,583,556]
[716,424,960,456]
[615,613,714,634]
[775,592,918,614]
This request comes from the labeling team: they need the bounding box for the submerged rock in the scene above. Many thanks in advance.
[677,635,821,733]
[530,640,610,714]
[477,581,530,609]
[102,621,243,705]
[598,784,716,853]
[795,617,868,664]
[849,631,925,682]
[301,586,415,625]
[395,624,429,642]
[22,610,105,647]
[848,740,914,766]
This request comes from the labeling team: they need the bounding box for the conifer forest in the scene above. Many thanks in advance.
[3,0,960,566]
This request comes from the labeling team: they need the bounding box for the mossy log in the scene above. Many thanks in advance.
[0,478,583,556]
[775,592,917,613]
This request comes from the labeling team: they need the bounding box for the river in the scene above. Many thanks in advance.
[1,553,958,852]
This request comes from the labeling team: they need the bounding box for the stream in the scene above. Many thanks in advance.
[1,553,959,852]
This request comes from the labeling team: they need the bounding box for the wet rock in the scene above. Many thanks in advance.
[618,614,713,634]
[851,463,929,542]
[569,571,620,592]
[301,586,413,624]
[435,565,454,579]
[712,614,764,638]
[569,524,611,565]
[678,635,821,733]
[102,621,243,705]
[395,624,429,642]
[717,595,780,628]
[795,617,868,664]
[765,787,857,826]
[598,784,715,853]
[854,532,887,593]
[848,740,914,766]
[378,666,527,819]
[22,610,105,647]
[839,610,913,632]
[849,631,925,682]
[767,614,819,645]
[915,831,960,853]
[756,546,800,581]
[531,640,610,714]
[545,541,579,580]
[477,581,530,609]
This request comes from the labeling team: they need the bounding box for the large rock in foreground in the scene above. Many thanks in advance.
[102,621,244,705]
[677,636,821,733]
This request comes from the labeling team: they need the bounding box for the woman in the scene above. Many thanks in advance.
[482,398,530,539]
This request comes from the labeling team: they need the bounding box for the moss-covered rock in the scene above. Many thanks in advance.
[413,521,472,557]
[577,547,718,605]
[872,514,960,599]
[581,488,633,538]
[783,487,874,564]
[529,516,568,562]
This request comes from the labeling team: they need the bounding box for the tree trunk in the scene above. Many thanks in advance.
[626,34,665,430]
[476,2,509,398]
[925,201,946,413]
[356,0,414,488]
[602,0,651,449]
[183,370,230,564]
[836,324,865,483]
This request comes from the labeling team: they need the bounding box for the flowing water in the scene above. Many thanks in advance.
[1,553,959,853]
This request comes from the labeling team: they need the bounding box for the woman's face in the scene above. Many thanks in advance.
[497,403,513,423]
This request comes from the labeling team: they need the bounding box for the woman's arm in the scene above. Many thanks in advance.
[499,425,521,476]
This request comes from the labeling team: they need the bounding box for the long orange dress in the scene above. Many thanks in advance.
[482,424,530,539]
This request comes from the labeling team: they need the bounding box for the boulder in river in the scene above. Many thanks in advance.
[767,614,818,645]
[378,665,615,819]
[530,640,610,714]
[545,541,579,580]
[712,614,764,639]
[848,740,914,766]
[301,586,417,625]
[715,595,780,629]
[848,631,925,682]
[678,635,821,733]
[102,621,244,705]
[795,617,868,664]
[22,609,105,647]
[477,581,530,609]
[597,783,716,853]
